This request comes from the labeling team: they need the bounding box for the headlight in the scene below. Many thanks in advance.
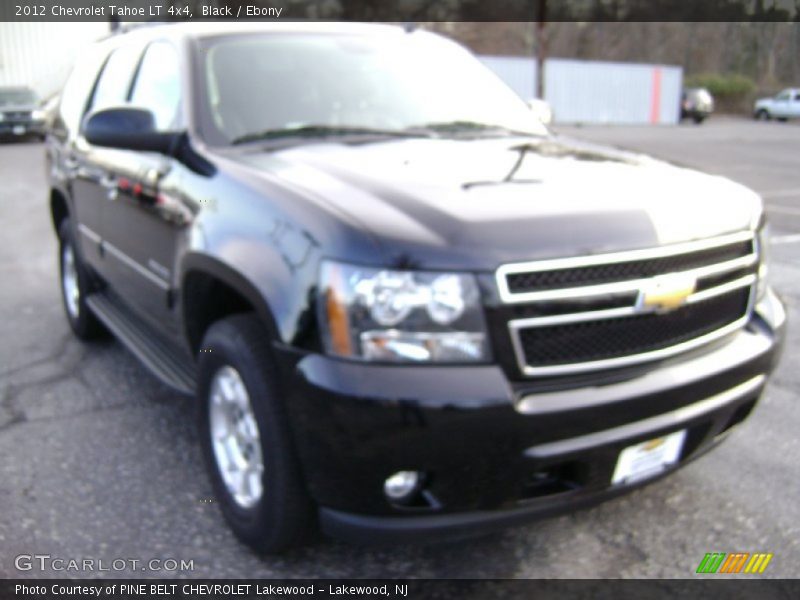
[318,261,490,363]
[32,109,46,121]
[756,223,770,301]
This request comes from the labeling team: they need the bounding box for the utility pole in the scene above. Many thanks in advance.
[535,0,547,99]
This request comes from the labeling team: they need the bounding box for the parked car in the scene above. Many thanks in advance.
[754,88,800,121]
[0,86,46,140]
[48,23,785,553]
[680,88,714,123]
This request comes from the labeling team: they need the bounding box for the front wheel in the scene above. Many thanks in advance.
[197,314,315,553]
[755,109,771,121]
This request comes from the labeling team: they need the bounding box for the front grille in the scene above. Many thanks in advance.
[1,111,31,122]
[506,240,753,293]
[518,288,750,368]
[498,232,758,377]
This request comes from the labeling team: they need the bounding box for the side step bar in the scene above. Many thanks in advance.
[86,292,196,395]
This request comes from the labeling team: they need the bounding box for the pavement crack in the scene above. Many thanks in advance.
[0,385,28,433]
[0,332,72,376]
[0,399,158,432]
[3,370,84,404]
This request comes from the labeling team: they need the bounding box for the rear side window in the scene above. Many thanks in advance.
[129,42,182,130]
[88,43,143,114]
[58,48,107,134]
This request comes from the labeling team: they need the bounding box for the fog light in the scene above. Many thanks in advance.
[384,471,421,502]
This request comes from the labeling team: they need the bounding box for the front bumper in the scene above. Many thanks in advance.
[278,289,786,544]
[0,120,45,137]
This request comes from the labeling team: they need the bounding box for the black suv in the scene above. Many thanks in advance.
[47,23,785,553]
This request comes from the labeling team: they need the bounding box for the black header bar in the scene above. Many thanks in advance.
[1,1,798,23]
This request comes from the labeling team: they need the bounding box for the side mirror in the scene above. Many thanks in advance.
[83,107,181,154]
[526,98,553,125]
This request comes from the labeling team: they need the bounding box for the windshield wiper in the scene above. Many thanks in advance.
[408,120,544,138]
[231,125,425,145]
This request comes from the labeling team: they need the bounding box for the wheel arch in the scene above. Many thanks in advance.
[50,186,70,233]
[180,253,281,355]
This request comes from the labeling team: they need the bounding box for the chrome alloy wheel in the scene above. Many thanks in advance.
[61,243,80,319]
[209,366,264,508]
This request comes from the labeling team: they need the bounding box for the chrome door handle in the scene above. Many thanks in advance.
[100,175,118,201]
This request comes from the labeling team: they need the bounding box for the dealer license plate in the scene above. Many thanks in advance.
[611,430,686,485]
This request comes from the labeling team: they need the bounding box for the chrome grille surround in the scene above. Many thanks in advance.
[496,231,759,377]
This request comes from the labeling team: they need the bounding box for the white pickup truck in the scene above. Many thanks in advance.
[754,88,800,121]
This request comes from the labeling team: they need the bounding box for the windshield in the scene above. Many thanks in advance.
[0,88,37,107]
[196,30,547,145]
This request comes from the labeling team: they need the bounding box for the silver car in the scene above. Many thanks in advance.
[754,88,800,121]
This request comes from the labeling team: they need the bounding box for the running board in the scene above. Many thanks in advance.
[86,292,196,395]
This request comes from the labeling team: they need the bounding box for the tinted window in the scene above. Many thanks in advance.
[59,49,108,133]
[88,43,143,114]
[129,42,181,130]
[776,91,791,101]
[198,32,546,144]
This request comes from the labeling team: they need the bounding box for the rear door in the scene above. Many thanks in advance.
[49,46,107,268]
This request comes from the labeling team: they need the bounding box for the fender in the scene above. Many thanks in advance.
[179,252,282,345]
[49,183,73,232]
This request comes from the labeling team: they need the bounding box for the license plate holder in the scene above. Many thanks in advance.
[611,430,686,485]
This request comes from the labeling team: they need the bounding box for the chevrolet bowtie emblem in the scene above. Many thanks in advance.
[638,273,696,313]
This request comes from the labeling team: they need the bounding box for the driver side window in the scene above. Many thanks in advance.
[86,43,143,116]
[129,42,182,131]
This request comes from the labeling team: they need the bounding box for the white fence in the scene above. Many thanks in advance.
[0,23,108,100]
[0,24,683,123]
[480,55,683,125]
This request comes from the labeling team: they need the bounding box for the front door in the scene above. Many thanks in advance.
[68,41,144,272]
[98,40,189,336]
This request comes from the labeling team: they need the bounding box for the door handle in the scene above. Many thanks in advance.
[100,175,119,201]
[63,154,81,177]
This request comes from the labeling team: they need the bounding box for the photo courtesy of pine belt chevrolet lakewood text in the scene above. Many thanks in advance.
[46,23,786,553]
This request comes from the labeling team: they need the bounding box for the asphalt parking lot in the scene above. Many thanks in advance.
[0,117,798,579]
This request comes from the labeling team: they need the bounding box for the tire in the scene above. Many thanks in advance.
[197,314,315,553]
[692,114,706,124]
[777,117,788,122]
[58,218,104,339]
[755,109,771,121]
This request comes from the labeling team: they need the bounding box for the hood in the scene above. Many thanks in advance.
[0,104,35,111]
[224,135,762,270]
